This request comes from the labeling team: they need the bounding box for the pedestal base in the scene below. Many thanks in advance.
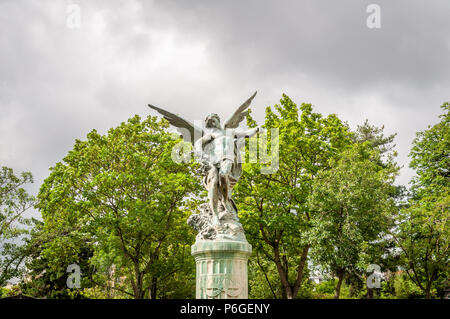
[191,240,252,299]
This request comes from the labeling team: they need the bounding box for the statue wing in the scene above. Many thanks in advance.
[148,104,203,144]
[223,91,257,129]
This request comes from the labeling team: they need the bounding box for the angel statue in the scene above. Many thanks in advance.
[148,92,260,241]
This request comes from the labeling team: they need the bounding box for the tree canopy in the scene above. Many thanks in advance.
[0,166,35,286]
[392,103,449,298]
[33,115,202,298]
[1,97,447,300]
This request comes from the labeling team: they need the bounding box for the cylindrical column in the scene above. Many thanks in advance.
[191,240,252,299]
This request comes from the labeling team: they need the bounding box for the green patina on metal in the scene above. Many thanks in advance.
[191,240,252,256]
[192,240,252,299]
[149,94,259,299]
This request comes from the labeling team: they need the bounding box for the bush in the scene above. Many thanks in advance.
[393,274,425,299]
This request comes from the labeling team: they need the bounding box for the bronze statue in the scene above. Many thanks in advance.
[148,92,259,240]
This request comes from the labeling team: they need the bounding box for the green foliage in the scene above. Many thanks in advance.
[315,278,337,294]
[393,103,449,299]
[353,119,397,163]
[308,142,398,298]
[20,219,95,299]
[0,287,7,297]
[32,115,202,298]
[0,285,22,298]
[393,195,448,298]
[311,279,355,299]
[238,95,401,299]
[6,96,447,300]
[0,166,34,239]
[409,102,449,196]
[393,273,426,299]
[248,251,284,299]
[236,94,354,298]
[0,166,35,286]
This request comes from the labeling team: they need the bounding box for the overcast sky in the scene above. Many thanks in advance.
[0,0,449,219]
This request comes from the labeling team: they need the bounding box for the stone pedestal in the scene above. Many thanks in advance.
[191,240,252,299]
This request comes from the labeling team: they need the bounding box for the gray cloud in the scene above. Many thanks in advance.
[0,0,449,216]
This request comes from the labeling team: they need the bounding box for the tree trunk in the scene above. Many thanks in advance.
[349,283,354,297]
[149,276,158,299]
[133,264,145,299]
[292,245,310,298]
[273,245,294,299]
[365,274,374,299]
[256,252,277,298]
[334,270,345,299]
[367,287,374,299]
[281,284,287,299]
[425,283,432,299]
[133,284,145,299]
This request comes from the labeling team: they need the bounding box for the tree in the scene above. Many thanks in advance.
[19,218,96,299]
[393,103,449,299]
[235,94,353,299]
[308,143,398,299]
[353,119,397,160]
[248,250,283,299]
[350,120,402,299]
[409,103,449,197]
[0,166,35,286]
[35,115,202,299]
[393,197,448,299]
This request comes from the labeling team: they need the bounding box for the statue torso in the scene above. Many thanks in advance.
[203,128,235,165]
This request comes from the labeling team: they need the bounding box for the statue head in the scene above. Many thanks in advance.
[205,113,221,128]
